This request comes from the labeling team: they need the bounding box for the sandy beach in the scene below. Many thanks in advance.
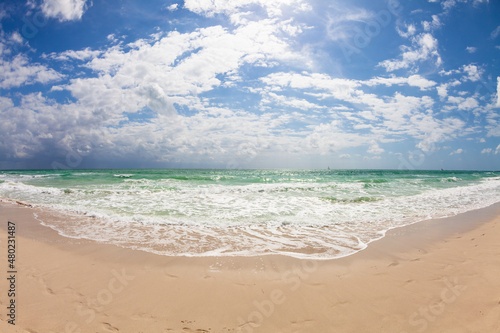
[1,199,500,333]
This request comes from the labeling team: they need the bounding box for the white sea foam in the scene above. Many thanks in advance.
[1,171,500,259]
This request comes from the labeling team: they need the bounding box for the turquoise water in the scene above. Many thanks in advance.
[1,169,500,258]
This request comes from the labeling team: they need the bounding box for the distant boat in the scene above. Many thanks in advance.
[327,166,330,170]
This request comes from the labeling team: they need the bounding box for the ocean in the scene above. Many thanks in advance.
[1,169,499,259]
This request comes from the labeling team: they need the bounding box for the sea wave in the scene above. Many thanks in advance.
[1,169,500,259]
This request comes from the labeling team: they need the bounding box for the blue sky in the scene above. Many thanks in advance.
[0,0,499,170]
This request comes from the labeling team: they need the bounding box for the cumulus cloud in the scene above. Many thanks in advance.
[0,7,324,165]
[305,121,374,155]
[262,92,324,110]
[259,70,467,156]
[461,64,483,82]
[52,17,310,123]
[378,33,442,72]
[466,46,477,53]
[397,24,416,38]
[0,0,496,168]
[264,72,360,101]
[10,32,24,44]
[0,54,63,89]
[481,148,492,154]
[184,0,311,19]
[449,148,463,155]
[41,0,89,22]
[422,15,441,31]
[167,4,179,11]
[365,75,437,90]
[47,47,102,61]
[442,0,489,10]
[447,96,478,110]
[367,142,384,155]
[0,90,299,165]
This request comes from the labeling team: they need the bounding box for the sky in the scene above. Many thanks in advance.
[0,0,499,170]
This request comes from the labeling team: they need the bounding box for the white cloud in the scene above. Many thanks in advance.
[363,155,381,160]
[0,9,8,24]
[41,0,90,22]
[496,77,500,107]
[365,75,437,91]
[58,18,308,116]
[407,75,437,90]
[461,64,483,82]
[378,33,442,72]
[261,72,360,101]
[167,4,179,11]
[325,7,375,42]
[1,0,494,168]
[439,69,460,76]
[486,115,500,137]
[0,54,63,89]
[397,24,416,38]
[48,47,102,61]
[184,0,311,18]
[305,121,375,155]
[442,0,489,10]
[442,0,457,9]
[447,96,479,110]
[481,148,492,154]
[262,92,324,110]
[449,148,463,155]
[10,32,23,44]
[496,144,500,154]
[466,46,477,53]
[5,14,321,164]
[367,142,384,155]
[259,70,468,155]
[436,84,448,99]
[0,90,307,164]
[491,26,500,39]
[422,15,441,31]
[436,79,461,99]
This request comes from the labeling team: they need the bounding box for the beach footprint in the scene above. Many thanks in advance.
[131,313,156,321]
[101,322,119,332]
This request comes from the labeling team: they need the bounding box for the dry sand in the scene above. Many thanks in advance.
[1,199,500,333]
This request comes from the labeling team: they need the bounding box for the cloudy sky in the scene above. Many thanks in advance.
[0,0,499,170]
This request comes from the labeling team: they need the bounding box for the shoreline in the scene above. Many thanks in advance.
[1,199,500,332]
[2,168,499,260]
[3,195,500,261]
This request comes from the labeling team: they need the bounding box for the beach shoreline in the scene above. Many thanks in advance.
[1,199,500,332]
